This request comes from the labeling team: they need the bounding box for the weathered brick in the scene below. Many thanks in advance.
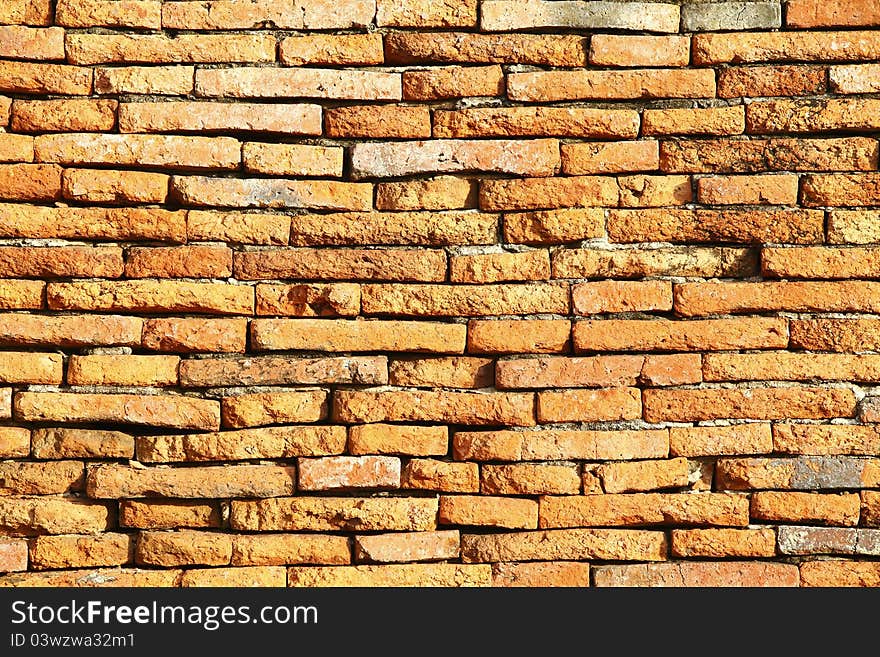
[36,134,240,171]
[12,99,116,132]
[0,134,33,162]
[481,1,679,32]
[137,426,345,463]
[574,318,788,353]
[256,283,360,317]
[491,561,591,587]
[0,497,112,536]
[125,245,231,279]
[243,144,342,178]
[231,534,349,566]
[0,61,92,95]
[379,0,475,26]
[362,283,568,317]
[187,210,288,246]
[720,458,872,491]
[230,497,438,532]
[196,68,401,101]
[47,280,253,315]
[803,173,880,208]
[537,388,641,423]
[462,528,666,563]
[608,209,823,244]
[349,424,448,457]
[0,428,29,459]
[16,392,220,431]
[0,352,60,384]
[68,355,179,387]
[288,564,490,587]
[830,64,880,94]
[88,463,295,499]
[594,562,797,587]
[1,568,179,587]
[0,206,186,243]
[0,26,63,60]
[435,107,638,140]
[0,461,83,495]
[776,526,873,556]
[355,531,459,564]
[541,493,749,529]
[252,319,465,353]
[0,539,27,573]
[682,1,780,31]
[0,164,61,201]
[590,34,689,67]
[669,423,773,457]
[236,248,444,282]
[644,387,856,423]
[562,141,659,175]
[482,177,618,212]
[181,566,285,587]
[352,139,558,179]
[787,0,880,27]
[94,65,194,95]
[334,390,535,426]
[449,251,548,284]
[31,428,133,459]
[162,0,373,29]
[504,208,604,245]
[801,561,880,587]
[385,32,588,67]
[324,106,431,139]
[553,247,757,279]
[774,424,880,456]
[67,34,276,65]
[597,458,689,494]
[0,314,143,348]
[694,30,880,64]
[698,174,798,205]
[705,352,880,383]
[143,318,247,354]
[298,456,400,491]
[482,464,581,495]
[749,98,880,135]
[751,492,860,525]
[671,528,777,558]
[439,495,537,529]
[389,357,493,388]
[31,534,133,570]
[221,390,327,428]
[828,211,880,244]
[661,137,877,174]
[0,0,52,25]
[293,211,497,247]
[454,428,668,462]
[57,0,161,28]
[644,106,744,137]
[641,354,703,386]
[180,356,386,387]
[496,355,649,389]
[119,501,222,529]
[861,491,880,527]
[403,65,503,100]
[0,390,10,420]
[718,65,827,98]
[507,69,714,102]
[280,34,383,66]
[573,281,672,315]
[63,169,169,205]
[468,319,571,354]
[376,177,475,212]
[173,177,372,211]
[676,281,880,316]
[120,102,322,136]
[402,459,479,493]
[137,530,230,567]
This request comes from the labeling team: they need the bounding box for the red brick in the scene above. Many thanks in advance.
[590,34,689,67]
[325,106,431,139]
[468,319,571,354]
[786,1,880,27]
[718,65,827,97]
[403,65,503,100]
[0,164,61,201]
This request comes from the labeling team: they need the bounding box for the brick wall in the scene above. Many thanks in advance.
[0,0,878,587]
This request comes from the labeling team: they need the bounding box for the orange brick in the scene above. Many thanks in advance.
[0,313,142,348]
[187,210,288,246]
[287,564,490,587]
[195,68,402,101]
[481,177,618,211]
[94,65,194,95]
[0,461,83,495]
[243,143,343,178]
[704,352,880,383]
[32,427,133,459]
[671,528,777,558]
[385,32,587,67]
[0,206,186,243]
[0,428,30,458]
[669,424,773,457]
[389,357,493,389]
[30,533,133,570]
[694,31,880,64]
[537,387,642,423]
[482,464,581,495]
[68,355,179,387]
[256,283,360,317]
[362,283,567,317]
[354,531,459,564]
[62,169,169,205]
[0,246,122,279]
[698,174,798,205]
[504,209,605,244]
[125,245,231,279]
[617,175,693,207]
[792,318,880,353]
[183,566,286,587]
[325,106,431,139]
[434,107,638,139]
[0,26,64,60]
[376,176,476,212]
[0,497,111,536]
[749,98,880,134]
[403,65,503,100]
[377,0,476,27]
[572,280,672,315]
[221,390,327,428]
[594,562,798,587]
[56,0,161,28]
[718,64,827,97]
[280,34,383,66]
[161,0,374,29]
[179,355,386,387]
[590,34,689,67]
[0,61,92,95]
[830,64,880,94]
[491,561,591,587]
[562,141,659,175]
[751,492,860,526]
[11,99,116,132]
[16,392,220,431]
[717,457,872,491]
[801,561,880,587]
[0,0,52,25]
[402,459,479,493]
[787,0,880,27]
[439,495,537,529]
[0,539,27,573]
[2,568,179,587]
[298,456,400,492]
[496,355,643,389]
[643,106,745,137]
[507,69,715,102]
[142,318,247,354]
[597,458,689,494]
[0,164,61,201]
[644,387,856,422]
[0,134,33,162]
[0,280,43,309]
[231,534,349,566]
[67,33,276,65]
[137,530,230,567]
[774,424,880,456]
[119,102,322,135]
[467,319,571,354]
[349,424,448,457]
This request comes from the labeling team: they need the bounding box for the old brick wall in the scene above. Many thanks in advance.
[0,0,879,587]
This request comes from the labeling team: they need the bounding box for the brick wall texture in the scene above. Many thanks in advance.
[1,0,880,588]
